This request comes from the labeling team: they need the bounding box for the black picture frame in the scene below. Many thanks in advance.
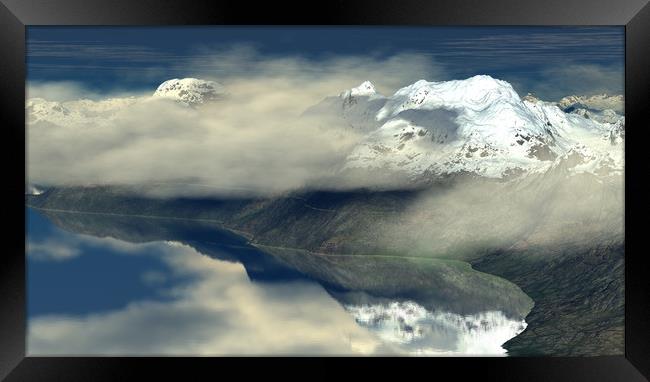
[2,0,649,380]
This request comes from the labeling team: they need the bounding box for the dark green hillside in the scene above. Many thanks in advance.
[473,240,624,356]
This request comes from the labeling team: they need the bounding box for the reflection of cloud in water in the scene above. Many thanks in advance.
[27,233,163,262]
[28,232,526,356]
[27,240,82,261]
[28,240,383,355]
[346,302,527,356]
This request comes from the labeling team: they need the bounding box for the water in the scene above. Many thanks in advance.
[26,207,527,356]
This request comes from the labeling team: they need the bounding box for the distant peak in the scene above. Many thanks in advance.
[403,75,513,93]
[557,93,624,113]
[468,74,498,81]
[464,74,513,88]
[340,81,378,99]
[522,93,541,103]
[352,81,377,96]
[153,78,226,106]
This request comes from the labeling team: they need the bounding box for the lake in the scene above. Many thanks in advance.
[26,207,528,356]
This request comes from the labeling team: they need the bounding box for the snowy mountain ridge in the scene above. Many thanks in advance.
[27,78,225,128]
[27,75,624,184]
[26,96,140,128]
[341,80,378,98]
[327,75,624,180]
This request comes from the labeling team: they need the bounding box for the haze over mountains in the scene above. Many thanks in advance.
[26,74,625,265]
[26,75,626,357]
[27,75,624,195]
[24,25,627,357]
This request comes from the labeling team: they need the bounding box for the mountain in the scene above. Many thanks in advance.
[26,78,225,129]
[25,74,625,357]
[26,96,139,128]
[313,75,624,181]
[558,93,624,114]
[152,78,226,106]
[27,75,624,184]
[26,164,624,356]
[303,80,388,132]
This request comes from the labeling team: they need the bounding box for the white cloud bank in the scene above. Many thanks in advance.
[27,50,445,197]
[28,240,385,355]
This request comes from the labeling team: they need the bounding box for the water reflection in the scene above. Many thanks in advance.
[29,241,383,355]
[27,207,528,355]
[346,302,526,355]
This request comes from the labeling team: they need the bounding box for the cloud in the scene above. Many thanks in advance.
[541,64,624,97]
[26,215,530,355]
[27,81,105,102]
[28,241,385,355]
[27,50,446,197]
[27,81,149,102]
[27,40,445,93]
[506,63,624,101]
[26,47,624,197]
[27,97,361,196]
[140,270,167,286]
[27,240,82,261]
[372,173,624,261]
[28,40,167,61]
[435,28,623,63]
[27,232,167,262]
[181,45,444,95]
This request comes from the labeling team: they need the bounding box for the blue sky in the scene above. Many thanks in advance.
[27,26,624,101]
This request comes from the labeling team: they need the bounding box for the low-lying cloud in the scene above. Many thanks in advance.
[27,81,149,102]
[373,173,624,261]
[27,50,445,197]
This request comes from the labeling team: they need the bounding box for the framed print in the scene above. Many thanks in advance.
[1,0,649,380]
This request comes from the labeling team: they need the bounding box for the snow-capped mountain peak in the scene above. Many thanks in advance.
[26,78,225,128]
[350,81,377,97]
[339,81,379,100]
[27,74,624,184]
[330,75,624,181]
[152,78,226,106]
[26,96,139,127]
[376,75,521,121]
